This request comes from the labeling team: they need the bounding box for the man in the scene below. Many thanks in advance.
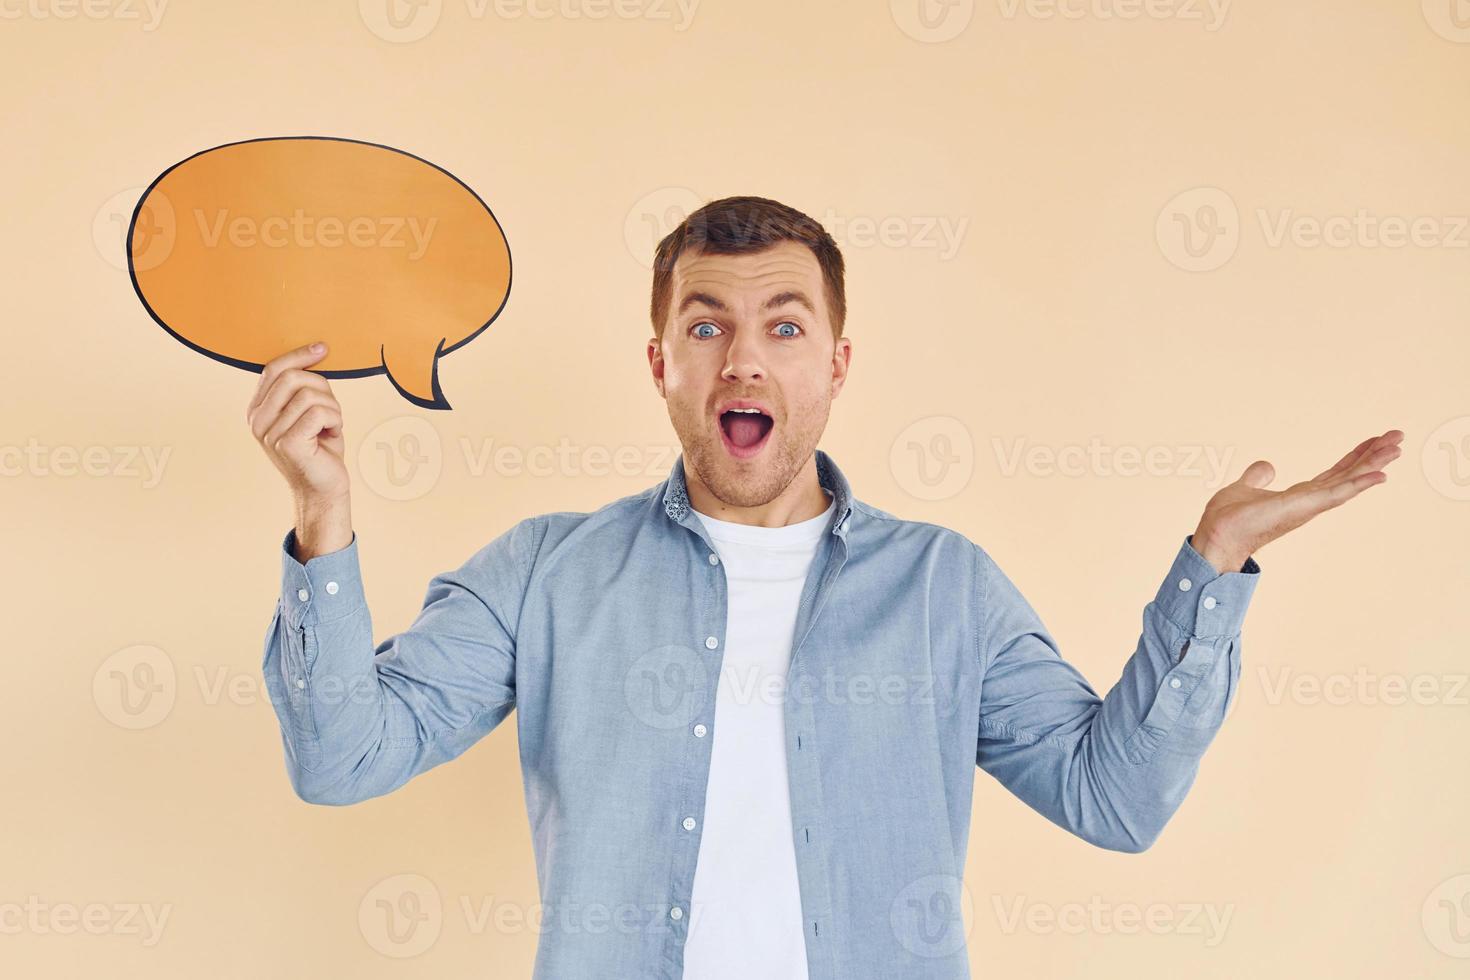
[250,196,1401,979]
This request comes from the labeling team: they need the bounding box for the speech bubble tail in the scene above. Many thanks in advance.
[381,338,452,410]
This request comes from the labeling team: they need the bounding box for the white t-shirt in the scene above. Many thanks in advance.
[682,491,836,980]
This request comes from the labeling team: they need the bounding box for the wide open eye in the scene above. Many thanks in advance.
[773,321,803,338]
[691,322,721,339]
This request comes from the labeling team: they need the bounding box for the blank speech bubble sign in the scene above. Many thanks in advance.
[127,136,512,410]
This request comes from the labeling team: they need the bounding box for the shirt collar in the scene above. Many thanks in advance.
[661,448,855,538]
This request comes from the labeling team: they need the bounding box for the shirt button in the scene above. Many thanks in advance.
[705,636,718,650]
[1169,677,1182,689]
[708,553,719,565]
[669,906,683,921]
[693,724,707,737]
[1203,596,1217,610]
[1178,578,1192,592]
[326,581,339,595]
[297,588,309,602]
[682,817,696,830]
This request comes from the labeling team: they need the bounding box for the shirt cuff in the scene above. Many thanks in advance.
[1150,534,1261,639]
[280,527,366,630]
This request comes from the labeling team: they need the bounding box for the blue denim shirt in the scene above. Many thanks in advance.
[262,449,1260,979]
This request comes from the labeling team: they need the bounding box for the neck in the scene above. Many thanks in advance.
[685,454,830,527]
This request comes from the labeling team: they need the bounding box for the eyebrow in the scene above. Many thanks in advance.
[676,289,817,318]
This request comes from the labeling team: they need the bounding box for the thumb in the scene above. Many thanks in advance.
[1238,459,1275,489]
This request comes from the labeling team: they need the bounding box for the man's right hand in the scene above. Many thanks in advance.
[247,342,354,561]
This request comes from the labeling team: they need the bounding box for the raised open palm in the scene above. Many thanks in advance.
[1191,429,1404,573]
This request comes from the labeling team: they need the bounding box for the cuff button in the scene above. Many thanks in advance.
[1178,578,1192,591]
[1203,596,1217,610]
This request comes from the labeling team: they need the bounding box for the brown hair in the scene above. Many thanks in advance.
[649,196,846,342]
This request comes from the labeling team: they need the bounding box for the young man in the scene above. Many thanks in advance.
[249,196,1401,980]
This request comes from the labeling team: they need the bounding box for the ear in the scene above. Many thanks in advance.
[647,337,666,398]
[829,336,852,400]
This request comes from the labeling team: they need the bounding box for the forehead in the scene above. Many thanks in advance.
[671,240,823,305]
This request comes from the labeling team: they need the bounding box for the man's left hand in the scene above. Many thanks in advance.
[1191,428,1404,574]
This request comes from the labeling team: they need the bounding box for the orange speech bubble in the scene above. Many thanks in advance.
[128,136,511,410]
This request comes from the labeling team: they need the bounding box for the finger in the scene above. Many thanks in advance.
[262,387,337,454]
[250,369,333,442]
[1284,468,1389,524]
[1237,459,1275,490]
[281,403,345,458]
[1313,429,1406,484]
[1339,442,1402,483]
[1312,435,1376,482]
[247,342,328,418]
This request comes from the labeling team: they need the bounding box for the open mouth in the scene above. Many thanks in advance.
[717,408,774,459]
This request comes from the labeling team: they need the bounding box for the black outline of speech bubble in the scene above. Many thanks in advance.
[126,135,513,411]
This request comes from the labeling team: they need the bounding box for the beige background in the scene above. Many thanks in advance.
[3,0,1468,976]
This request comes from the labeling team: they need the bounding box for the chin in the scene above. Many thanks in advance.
[687,434,807,509]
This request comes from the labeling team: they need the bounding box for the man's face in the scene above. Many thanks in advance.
[647,240,851,509]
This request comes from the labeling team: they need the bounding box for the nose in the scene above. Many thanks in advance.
[721,328,766,384]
